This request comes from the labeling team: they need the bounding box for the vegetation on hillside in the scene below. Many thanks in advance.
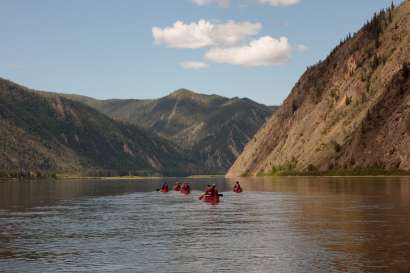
[227,1,410,177]
[0,79,193,178]
[60,88,275,173]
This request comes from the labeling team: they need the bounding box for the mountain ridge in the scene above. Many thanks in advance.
[0,78,194,177]
[59,88,276,173]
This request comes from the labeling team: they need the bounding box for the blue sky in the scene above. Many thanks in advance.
[0,0,403,105]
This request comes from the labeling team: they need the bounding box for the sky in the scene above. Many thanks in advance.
[0,0,403,105]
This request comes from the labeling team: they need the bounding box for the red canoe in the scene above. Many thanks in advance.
[199,194,220,204]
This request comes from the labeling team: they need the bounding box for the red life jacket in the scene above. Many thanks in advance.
[207,188,218,196]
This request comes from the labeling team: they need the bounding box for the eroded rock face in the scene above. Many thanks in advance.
[335,67,410,170]
[227,2,410,177]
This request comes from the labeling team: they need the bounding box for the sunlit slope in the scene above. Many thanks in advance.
[227,2,410,177]
[63,89,275,173]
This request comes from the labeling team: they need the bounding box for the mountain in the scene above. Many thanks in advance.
[227,2,410,177]
[62,88,275,173]
[0,78,192,178]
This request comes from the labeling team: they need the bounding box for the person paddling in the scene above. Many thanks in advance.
[233,181,243,193]
[205,184,211,194]
[173,182,181,191]
[181,182,190,194]
[205,184,218,196]
[160,182,169,193]
[211,184,219,196]
[199,184,221,203]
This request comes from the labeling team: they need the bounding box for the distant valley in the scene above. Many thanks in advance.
[60,89,275,173]
[0,79,274,177]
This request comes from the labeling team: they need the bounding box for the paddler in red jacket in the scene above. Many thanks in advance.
[204,184,211,195]
[233,181,243,193]
[181,182,190,193]
[200,184,220,200]
[160,182,169,192]
[173,182,181,191]
[209,184,218,196]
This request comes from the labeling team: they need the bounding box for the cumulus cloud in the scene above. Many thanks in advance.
[152,20,261,49]
[180,61,209,70]
[192,0,230,7]
[257,0,302,6]
[205,36,300,66]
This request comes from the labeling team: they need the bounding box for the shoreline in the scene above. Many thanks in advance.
[254,175,410,178]
[2,174,410,182]
[57,174,225,180]
[254,174,410,178]
[0,174,226,181]
[253,168,410,178]
[56,175,164,181]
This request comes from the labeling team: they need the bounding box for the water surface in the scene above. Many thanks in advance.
[1,177,410,273]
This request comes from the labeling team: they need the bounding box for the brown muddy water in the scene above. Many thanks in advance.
[0,177,410,273]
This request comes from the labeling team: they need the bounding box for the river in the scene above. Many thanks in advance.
[1,177,409,273]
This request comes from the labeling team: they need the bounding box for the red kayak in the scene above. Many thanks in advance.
[160,188,169,193]
[199,194,220,204]
[233,188,243,193]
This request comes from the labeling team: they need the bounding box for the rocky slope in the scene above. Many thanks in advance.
[62,89,275,173]
[227,1,410,177]
[0,78,191,177]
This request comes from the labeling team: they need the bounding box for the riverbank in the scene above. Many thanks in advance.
[0,174,162,181]
[257,167,410,177]
[56,175,164,180]
[187,175,225,179]
[3,170,410,181]
[0,174,225,181]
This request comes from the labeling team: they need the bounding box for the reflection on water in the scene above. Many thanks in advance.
[0,177,410,273]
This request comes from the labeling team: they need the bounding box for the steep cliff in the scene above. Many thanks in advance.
[227,2,410,177]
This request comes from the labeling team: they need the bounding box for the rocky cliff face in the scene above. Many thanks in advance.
[63,89,274,173]
[227,2,410,177]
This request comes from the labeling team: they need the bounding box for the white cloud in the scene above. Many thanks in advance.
[205,36,300,66]
[192,0,230,7]
[180,61,209,70]
[257,0,302,6]
[152,20,261,49]
[295,44,307,52]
